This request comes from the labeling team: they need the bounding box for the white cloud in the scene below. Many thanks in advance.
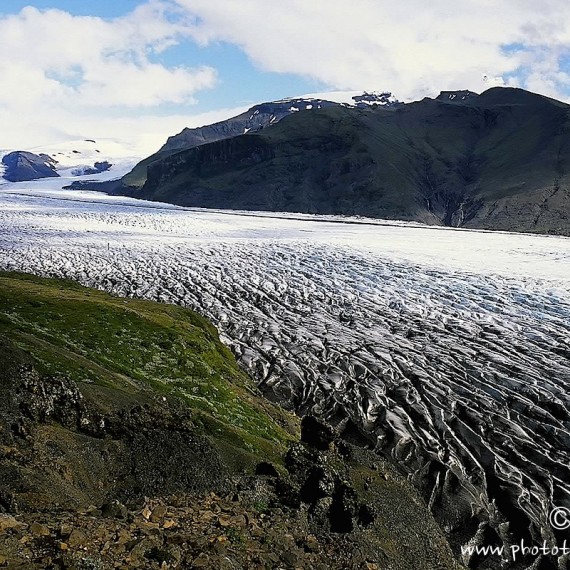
[4,1,570,157]
[0,104,251,158]
[0,2,216,109]
[0,1,221,155]
[174,0,570,102]
[0,101,239,165]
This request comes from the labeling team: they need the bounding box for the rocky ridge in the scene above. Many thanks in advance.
[118,92,400,190]
[1,151,59,182]
[0,413,460,570]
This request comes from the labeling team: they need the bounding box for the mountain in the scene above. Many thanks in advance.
[1,139,140,184]
[1,151,60,182]
[120,91,401,189]
[0,272,462,569]
[163,93,399,153]
[117,87,570,236]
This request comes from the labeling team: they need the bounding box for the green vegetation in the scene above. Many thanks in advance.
[0,273,465,569]
[0,272,297,465]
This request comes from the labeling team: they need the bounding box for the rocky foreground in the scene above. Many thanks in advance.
[0,432,458,570]
[0,273,461,570]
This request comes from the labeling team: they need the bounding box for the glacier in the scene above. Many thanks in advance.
[1,180,569,567]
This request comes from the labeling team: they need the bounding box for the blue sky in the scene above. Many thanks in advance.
[1,1,569,156]
[0,0,324,114]
[0,1,144,17]
[150,42,325,111]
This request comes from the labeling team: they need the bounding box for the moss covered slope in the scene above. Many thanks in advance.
[0,272,297,469]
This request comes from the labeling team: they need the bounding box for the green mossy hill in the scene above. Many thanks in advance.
[0,272,297,477]
[0,273,464,569]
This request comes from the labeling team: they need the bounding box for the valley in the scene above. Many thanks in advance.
[1,182,569,568]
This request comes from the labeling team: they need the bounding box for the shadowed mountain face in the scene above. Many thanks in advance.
[121,87,570,235]
[120,93,400,189]
[2,151,59,182]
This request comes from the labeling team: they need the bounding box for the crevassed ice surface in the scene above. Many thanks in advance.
[1,183,570,564]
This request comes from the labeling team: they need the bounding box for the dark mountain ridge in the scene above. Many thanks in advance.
[2,151,59,182]
[115,87,570,235]
[120,92,400,189]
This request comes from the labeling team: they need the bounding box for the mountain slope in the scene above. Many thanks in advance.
[120,92,400,190]
[0,272,463,569]
[1,151,60,182]
[1,139,140,184]
[124,87,570,235]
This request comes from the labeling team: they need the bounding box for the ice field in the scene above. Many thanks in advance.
[1,180,570,559]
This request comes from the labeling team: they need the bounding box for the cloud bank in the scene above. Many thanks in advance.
[176,0,570,101]
[0,1,215,108]
[0,0,218,154]
[3,0,570,155]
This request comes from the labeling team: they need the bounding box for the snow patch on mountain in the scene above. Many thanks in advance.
[30,138,136,167]
[1,138,141,185]
[290,90,400,107]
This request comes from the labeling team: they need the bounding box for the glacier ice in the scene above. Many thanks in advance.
[1,183,569,566]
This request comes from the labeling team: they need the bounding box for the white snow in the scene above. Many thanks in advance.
[285,90,398,106]
[0,138,141,184]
